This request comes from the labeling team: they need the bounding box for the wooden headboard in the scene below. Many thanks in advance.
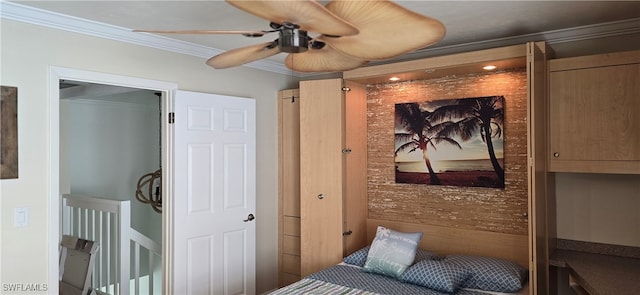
[366,218,529,268]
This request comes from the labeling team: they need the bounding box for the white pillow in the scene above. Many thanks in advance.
[363,226,423,278]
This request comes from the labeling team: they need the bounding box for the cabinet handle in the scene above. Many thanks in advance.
[553,152,559,158]
[317,194,324,200]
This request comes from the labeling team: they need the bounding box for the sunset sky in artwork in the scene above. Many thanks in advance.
[394,96,504,172]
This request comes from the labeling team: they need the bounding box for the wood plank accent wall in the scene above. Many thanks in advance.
[366,69,529,235]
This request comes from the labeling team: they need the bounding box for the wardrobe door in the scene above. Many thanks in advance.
[527,41,552,295]
[343,81,368,256]
[299,79,345,277]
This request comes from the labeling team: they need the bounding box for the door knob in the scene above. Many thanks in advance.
[243,214,255,222]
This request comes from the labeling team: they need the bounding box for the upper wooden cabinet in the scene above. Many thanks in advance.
[549,50,640,174]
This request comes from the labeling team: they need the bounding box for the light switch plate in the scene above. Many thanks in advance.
[14,207,28,227]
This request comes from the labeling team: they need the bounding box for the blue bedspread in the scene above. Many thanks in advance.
[270,264,488,295]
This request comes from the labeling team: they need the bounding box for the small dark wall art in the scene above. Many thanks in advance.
[1,86,18,179]
[395,96,505,188]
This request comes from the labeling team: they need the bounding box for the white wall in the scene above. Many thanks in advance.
[61,90,163,244]
[555,173,640,247]
[0,19,293,294]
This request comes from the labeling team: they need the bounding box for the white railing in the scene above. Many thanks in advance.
[62,194,161,295]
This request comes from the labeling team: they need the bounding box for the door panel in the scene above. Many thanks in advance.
[187,144,214,213]
[527,42,550,295]
[299,79,345,277]
[186,236,214,294]
[343,81,368,256]
[173,90,256,295]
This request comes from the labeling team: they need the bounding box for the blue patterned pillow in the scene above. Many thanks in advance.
[401,260,470,293]
[444,255,528,292]
[363,226,423,278]
[343,246,439,267]
[343,246,370,266]
[415,248,440,262]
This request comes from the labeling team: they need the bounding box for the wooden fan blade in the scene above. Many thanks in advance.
[207,42,281,69]
[285,45,367,72]
[133,29,267,36]
[322,0,445,60]
[226,0,358,37]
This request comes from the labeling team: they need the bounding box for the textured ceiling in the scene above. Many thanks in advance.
[7,1,640,71]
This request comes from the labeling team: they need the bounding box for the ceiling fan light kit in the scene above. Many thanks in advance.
[135,0,446,72]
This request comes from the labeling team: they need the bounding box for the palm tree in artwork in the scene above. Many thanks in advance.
[395,103,462,185]
[430,96,505,183]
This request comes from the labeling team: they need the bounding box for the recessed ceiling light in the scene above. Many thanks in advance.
[389,77,400,81]
[483,65,497,70]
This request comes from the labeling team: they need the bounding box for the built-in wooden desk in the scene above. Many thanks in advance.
[550,240,640,295]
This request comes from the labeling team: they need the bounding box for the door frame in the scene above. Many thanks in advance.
[48,66,178,293]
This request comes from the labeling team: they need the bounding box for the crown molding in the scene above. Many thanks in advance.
[3,1,639,76]
[0,2,215,57]
[0,1,295,75]
[378,17,640,64]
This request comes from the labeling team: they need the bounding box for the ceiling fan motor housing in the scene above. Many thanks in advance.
[280,27,309,53]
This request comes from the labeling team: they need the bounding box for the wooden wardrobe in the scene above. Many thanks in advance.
[278,42,553,294]
[277,80,368,286]
[341,42,552,295]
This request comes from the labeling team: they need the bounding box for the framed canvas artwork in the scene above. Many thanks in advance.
[395,96,505,188]
[1,86,18,179]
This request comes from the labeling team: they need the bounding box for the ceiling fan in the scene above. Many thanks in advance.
[134,0,445,72]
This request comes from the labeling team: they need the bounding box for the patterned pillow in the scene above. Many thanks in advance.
[343,246,439,267]
[414,248,440,262]
[444,255,528,292]
[343,246,370,266]
[363,226,423,278]
[401,260,471,293]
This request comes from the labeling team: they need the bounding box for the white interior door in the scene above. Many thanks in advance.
[172,90,256,295]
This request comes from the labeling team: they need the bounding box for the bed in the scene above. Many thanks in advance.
[271,219,530,295]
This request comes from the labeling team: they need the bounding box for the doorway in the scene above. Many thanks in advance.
[48,66,177,294]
